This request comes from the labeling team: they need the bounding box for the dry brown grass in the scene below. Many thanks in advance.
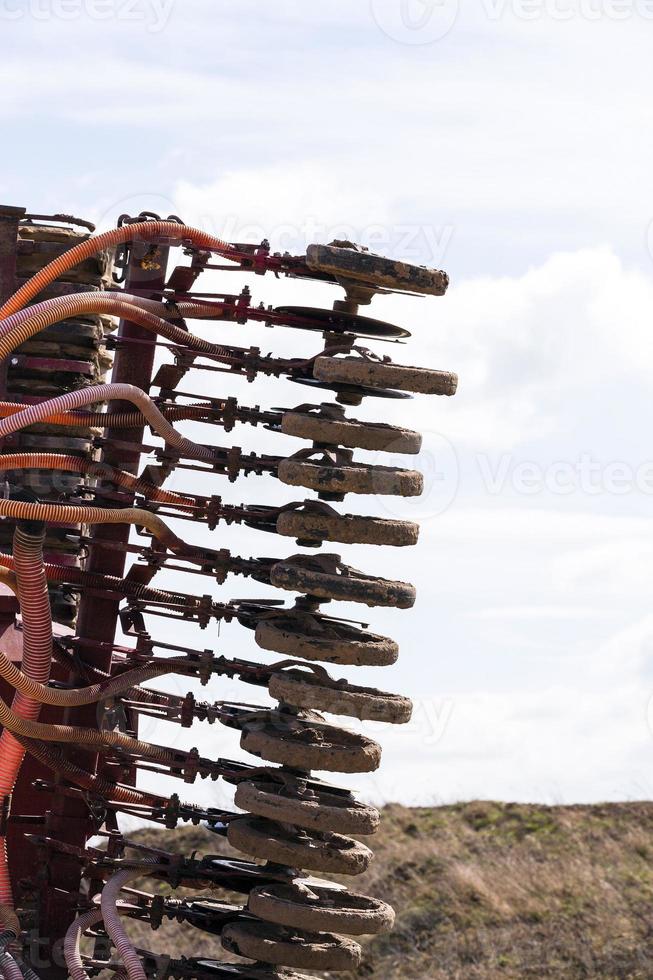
[122,802,653,979]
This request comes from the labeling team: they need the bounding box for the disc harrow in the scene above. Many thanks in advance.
[0,206,456,979]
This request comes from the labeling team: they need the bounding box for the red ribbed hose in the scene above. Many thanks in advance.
[0,384,217,463]
[0,454,194,509]
[17,738,159,807]
[0,221,236,319]
[0,553,195,608]
[0,295,234,364]
[0,648,192,708]
[0,528,52,918]
[0,498,191,557]
[0,401,217,430]
[0,691,185,760]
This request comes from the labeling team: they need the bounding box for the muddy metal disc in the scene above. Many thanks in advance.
[274,305,410,339]
[240,505,280,536]
[194,962,314,979]
[290,377,412,400]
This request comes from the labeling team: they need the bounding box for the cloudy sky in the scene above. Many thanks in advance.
[2,1,653,809]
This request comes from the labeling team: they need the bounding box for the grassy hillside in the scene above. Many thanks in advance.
[123,801,653,979]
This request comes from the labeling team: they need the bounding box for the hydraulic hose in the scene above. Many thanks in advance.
[13,528,53,686]
[0,499,196,558]
[0,953,23,980]
[50,647,181,709]
[0,553,196,608]
[0,689,186,761]
[64,909,103,980]
[0,643,191,709]
[0,221,236,319]
[0,296,235,365]
[0,384,217,464]
[100,867,154,980]
[14,957,40,980]
[0,923,17,949]
[16,738,159,807]
[0,934,20,980]
[0,401,217,431]
[0,527,52,922]
[0,454,195,509]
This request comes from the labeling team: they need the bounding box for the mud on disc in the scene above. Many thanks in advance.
[290,377,412,399]
[274,305,410,339]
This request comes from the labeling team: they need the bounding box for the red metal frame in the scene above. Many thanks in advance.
[0,210,174,977]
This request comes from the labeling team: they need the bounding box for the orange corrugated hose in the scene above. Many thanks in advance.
[1,602,186,714]
[0,526,52,927]
[46,649,178,710]
[0,453,195,509]
[0,641,191,708]
[0,498,196,558]
[0,570,185,780]
[0,383,217,463]
[0,401,217,430]
[0,221,237,319]
[0,687,187,761]
[0,295,235,364]
[0,566,192,704]
[17,737,160,807]
[0,541,189,760]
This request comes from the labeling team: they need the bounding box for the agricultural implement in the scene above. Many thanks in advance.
[0,205,455,978]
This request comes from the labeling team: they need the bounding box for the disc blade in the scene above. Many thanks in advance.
[290,377,413,400]
[273,305,410,339]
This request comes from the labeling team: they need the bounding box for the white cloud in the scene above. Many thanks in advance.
[3,6,653,254]
[356,247,653,454]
